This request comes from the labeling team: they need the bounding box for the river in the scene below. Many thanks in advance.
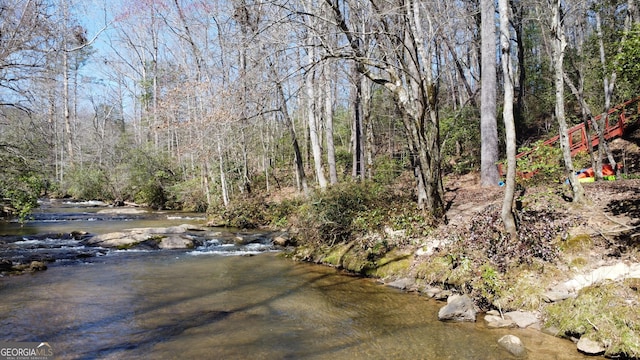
[0,201,589,359]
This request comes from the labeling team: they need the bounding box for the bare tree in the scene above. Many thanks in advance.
[499,0,518,237]
[319,0,445,216]
[546,0,585,203]
[592,0,635,178]
[305,38,328,188]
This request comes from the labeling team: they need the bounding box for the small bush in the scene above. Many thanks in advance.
[64,166,110,200]
[170,178,208,212]
[1,174,45,222]
[296,181,388,246]
[372,155,404,185]
[515,141,564,183]
[222,196,269,229]
[220,195,303,229]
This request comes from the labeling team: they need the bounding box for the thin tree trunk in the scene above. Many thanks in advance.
[550,0,584,203]
[306,45,327,188]
[594,4,634,178]
[268,56,308,195]
[563,72,597,171]
[512,0,526,137]
[217,139,229,207]
[352,70,364,179]
[363,78,375,180]
[499,0,518,238]
[324,65,338,184]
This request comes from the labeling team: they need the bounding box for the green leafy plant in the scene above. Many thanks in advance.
[515,141,564,183]
[64,166,110,200]
[1,174,45,223]
[296,181,387,246]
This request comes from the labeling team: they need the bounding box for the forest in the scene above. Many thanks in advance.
[1,0,639,225]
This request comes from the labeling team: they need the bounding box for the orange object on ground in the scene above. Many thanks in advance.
[602,164,614,176]
[577,168,595,178]
[577,164,615,178]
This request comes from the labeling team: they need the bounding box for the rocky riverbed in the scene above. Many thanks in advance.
[0,221,290,276]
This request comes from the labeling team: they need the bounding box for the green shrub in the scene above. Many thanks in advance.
[514,141,564,183]
[1,174,45,222]
[372,155,404,184]
[63,166,110,200]
[440,105,481,175]
[220,195,303,229]
[297,181,387,246]
[222,196,269,229]
[170,178,208,212]
[124,149,179,209]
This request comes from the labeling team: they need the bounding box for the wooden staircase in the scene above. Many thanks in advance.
[501,96,640,178]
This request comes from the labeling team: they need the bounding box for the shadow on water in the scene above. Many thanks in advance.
[90,310,233,358]
[12,254,363,359]
[1,252,590,360]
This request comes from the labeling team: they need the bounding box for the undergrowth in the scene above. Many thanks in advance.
[544,281,640,358]
[293,181,434,247]
[416,204,575,309]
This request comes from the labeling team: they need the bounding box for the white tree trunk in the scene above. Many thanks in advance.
[306,43,327,188]
[499,0,517,237]
[323,67,338,184]
[550,0,584,203]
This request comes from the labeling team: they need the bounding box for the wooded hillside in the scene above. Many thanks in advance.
[1,0,639,224]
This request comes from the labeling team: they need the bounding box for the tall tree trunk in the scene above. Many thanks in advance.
[550,0,584,203]
[323,67,338,184]
[499,0,518,238]
[481,0,499,187]
[594,3,634,178]
[306,43,327,188]
[406,0,444,217]
[511,0,527,138]
[217,139,229,207]
[268,55,309,195]
[352,70,364,179]
[363,76,375,181]
[61,0,73,168]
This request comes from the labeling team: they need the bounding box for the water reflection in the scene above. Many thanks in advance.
[0,253,588,359]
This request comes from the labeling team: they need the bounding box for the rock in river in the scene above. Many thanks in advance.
[577,337,605,356]
[498,335,526,357]
[438,294,477,322]
[85,224,201,250]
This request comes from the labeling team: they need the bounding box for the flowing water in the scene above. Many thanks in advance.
[0,201,589,359]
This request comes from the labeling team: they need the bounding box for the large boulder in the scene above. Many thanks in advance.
[438,294,477,322]
[85,225,200,249]
[498,335,526,358]
[85,231,151,248]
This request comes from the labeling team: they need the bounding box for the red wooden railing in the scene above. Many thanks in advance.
[499,96,640,178]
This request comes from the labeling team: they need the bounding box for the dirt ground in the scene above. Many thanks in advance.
[442,124,640,267]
